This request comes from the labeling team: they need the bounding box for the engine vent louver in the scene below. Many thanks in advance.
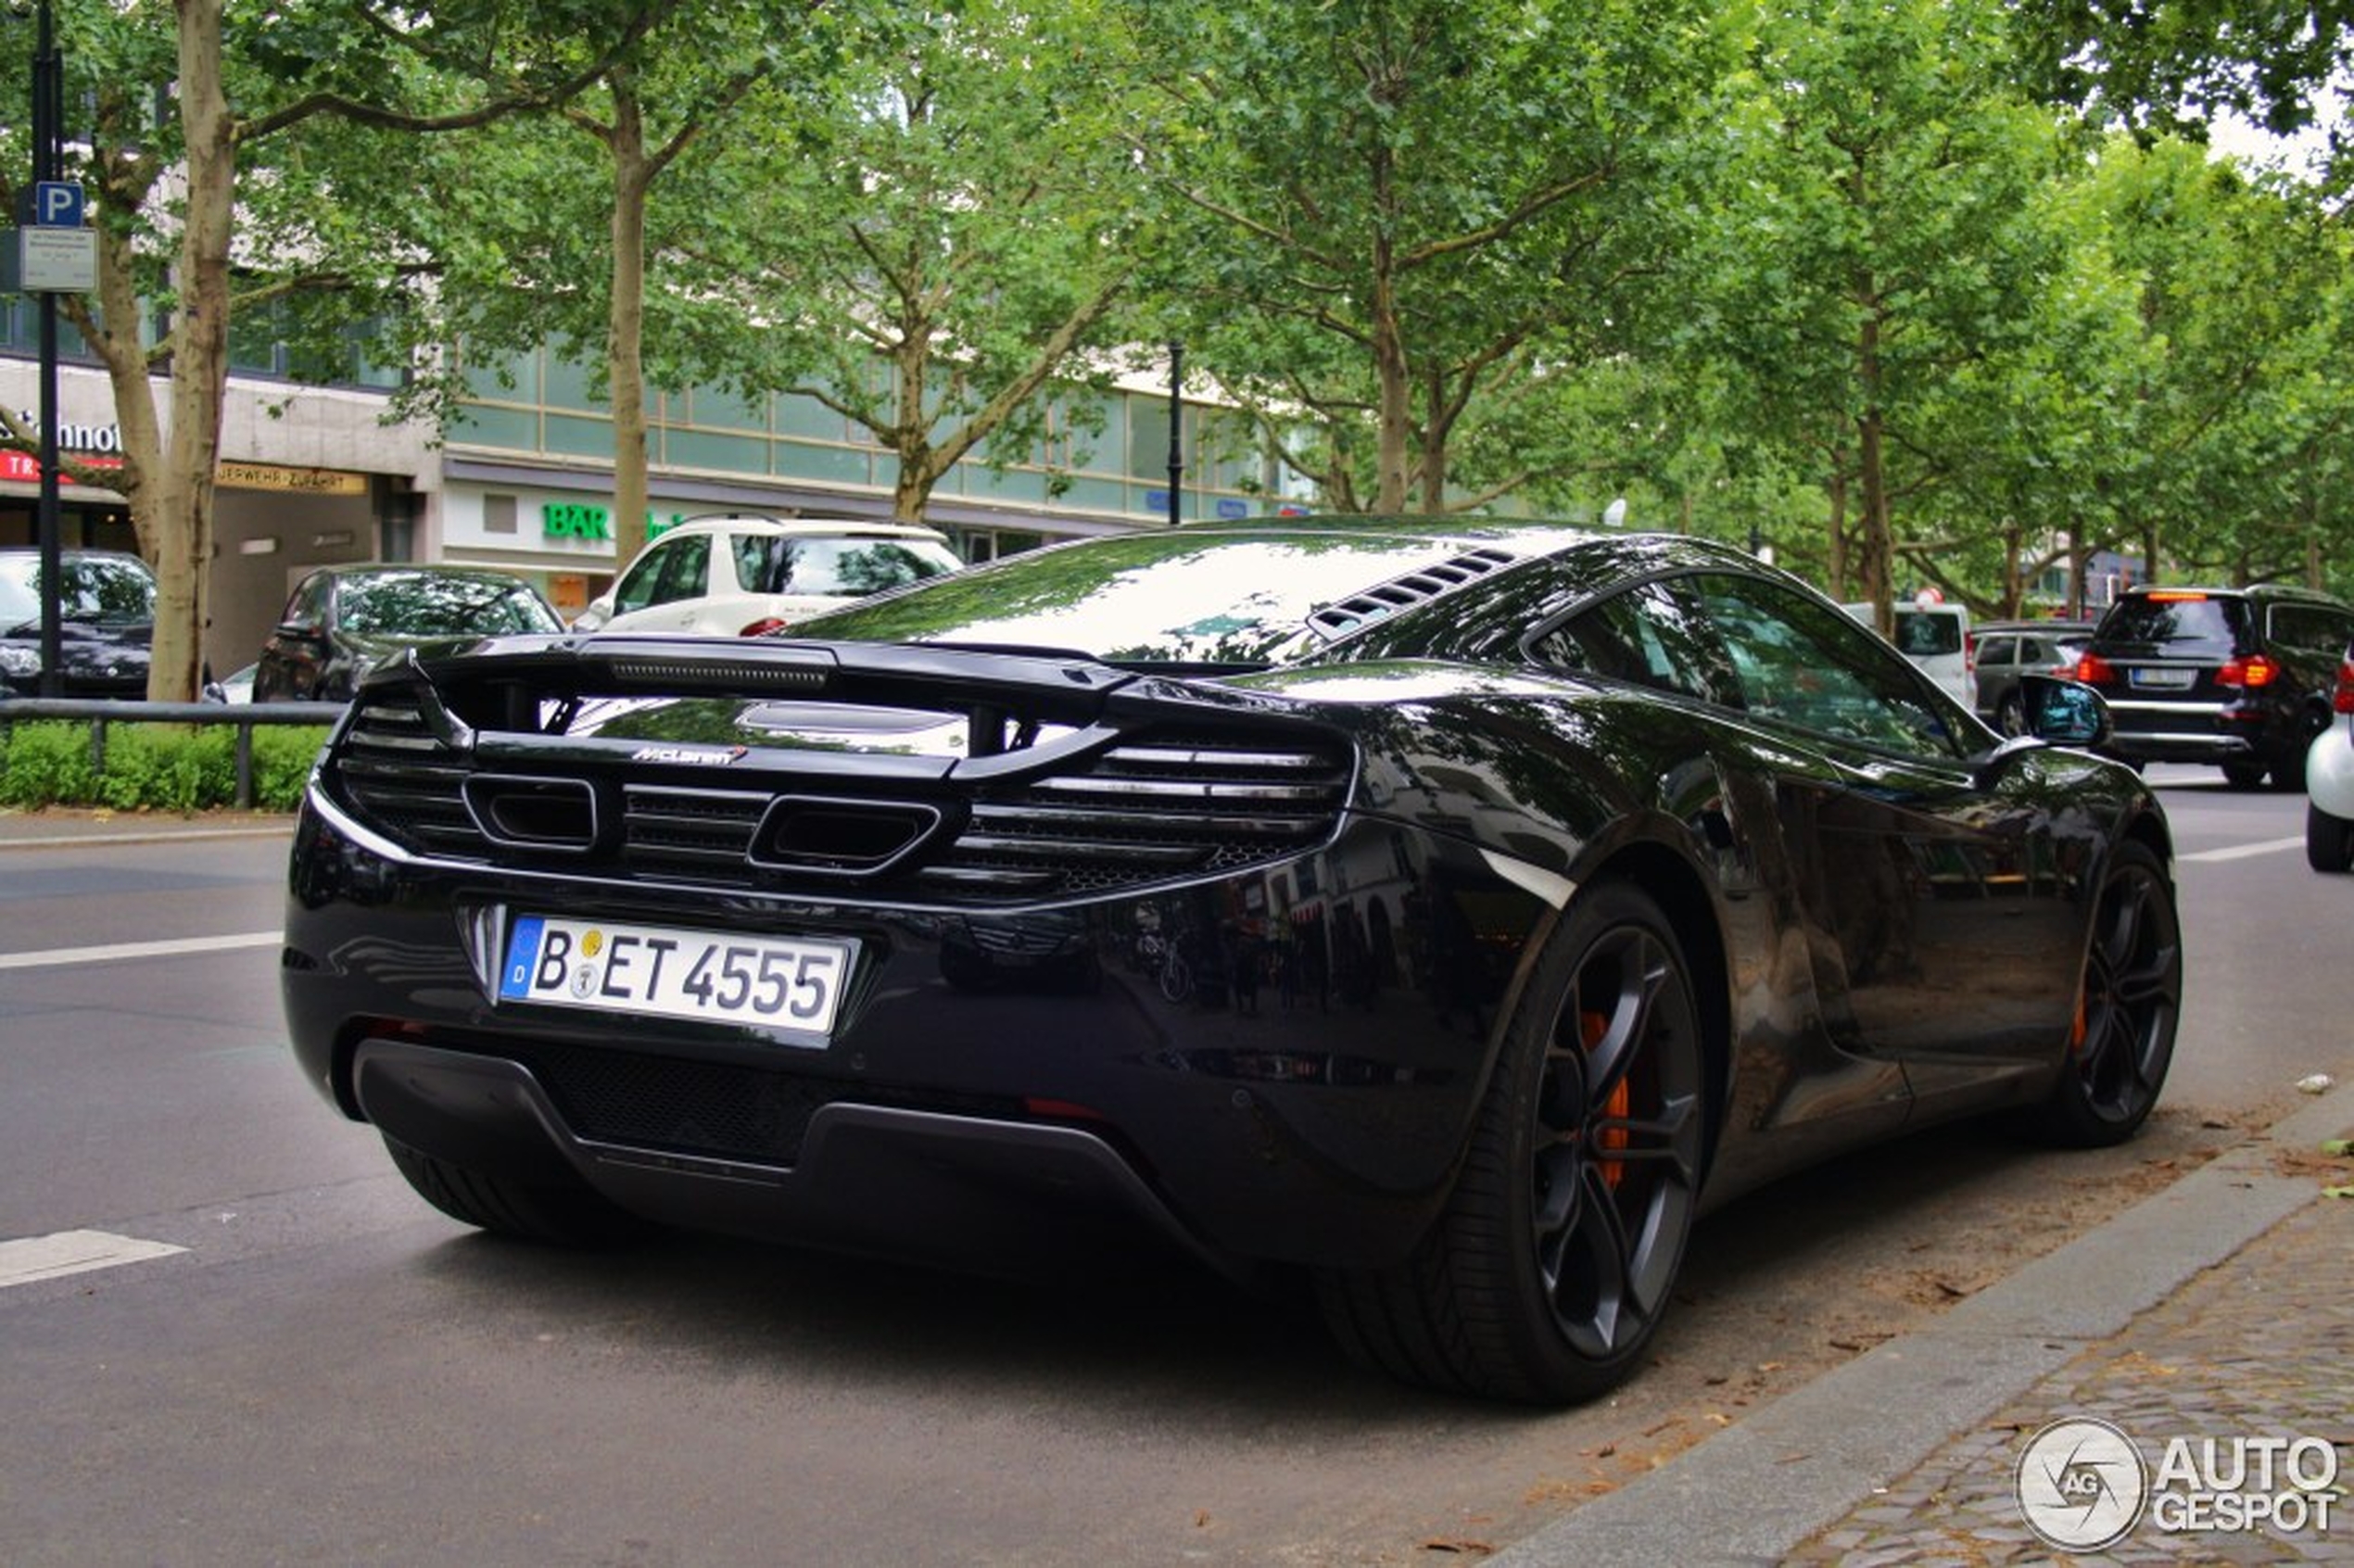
[1307,548,1516,640]
[324,692,1352,904]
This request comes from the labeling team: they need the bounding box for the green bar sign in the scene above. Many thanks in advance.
[542,502,612,540]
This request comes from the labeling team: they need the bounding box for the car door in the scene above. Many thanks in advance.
[1690,573,2082,1072]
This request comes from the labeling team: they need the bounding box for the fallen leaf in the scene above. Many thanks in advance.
[2324,1185,2353,1199]
[1418,1538,1494,1556]
[2322,1139,2351,1157]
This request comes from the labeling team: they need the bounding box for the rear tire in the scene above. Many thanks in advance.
[2221,761,2267,790]
[383,1135,653,1246]
[2029,842,2180,1147]
[2307,803,2354,872]
[1994,690,2027,737]
[1317,882,1710,1404]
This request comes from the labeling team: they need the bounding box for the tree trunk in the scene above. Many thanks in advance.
[1853,297,1892,632]
[607,82,654,571]
[156,0,236,702]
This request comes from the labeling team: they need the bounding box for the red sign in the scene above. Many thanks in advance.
[0,449,126,485]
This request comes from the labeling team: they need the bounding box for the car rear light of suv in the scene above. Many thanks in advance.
[2216,654,2279,689]
[2334,658,2354,714]
[2075,651,2117,686]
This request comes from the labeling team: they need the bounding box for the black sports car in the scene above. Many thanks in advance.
[280,519,2181,1404]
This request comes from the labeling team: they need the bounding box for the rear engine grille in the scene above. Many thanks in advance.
[325,693,1352,905]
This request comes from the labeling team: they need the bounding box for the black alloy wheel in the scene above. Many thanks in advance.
[1318,881,1710,1404]
[1995,690,2028,737]
[2031,842,2181,1147]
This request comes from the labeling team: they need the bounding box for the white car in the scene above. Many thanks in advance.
[1843,599,1974,712]
[2304,644,2354,871]
[573,515,967,637]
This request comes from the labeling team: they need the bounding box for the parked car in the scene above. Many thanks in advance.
[0,548,157,700]
[2072,584,2354,789]
[253,563,564,702]
[1842,598,1973,709]
[1973,618,2099,735]
[282,518,2177,1405]
[200,662,257,704]
[571,513,966,637]
[2303,643,2354,871]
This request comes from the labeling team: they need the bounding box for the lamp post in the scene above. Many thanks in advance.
[1165,341,1183,528]
[30,0,63,696]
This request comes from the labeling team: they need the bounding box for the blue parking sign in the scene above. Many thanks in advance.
[34,182,82,228]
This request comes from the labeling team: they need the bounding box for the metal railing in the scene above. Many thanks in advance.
[0,697,346,809]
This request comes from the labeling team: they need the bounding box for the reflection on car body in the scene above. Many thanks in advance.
[281,517,2180,1404]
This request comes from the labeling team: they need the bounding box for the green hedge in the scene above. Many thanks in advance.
[0,719,329,813]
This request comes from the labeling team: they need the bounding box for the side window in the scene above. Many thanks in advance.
[1981,635,2017,668]
[1529,578,1740,706]
[613,536,709,614]
[730,533,773,594]
[280,574,333,631]
[1695,574,1962,759]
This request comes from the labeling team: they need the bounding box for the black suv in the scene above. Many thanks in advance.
[2074,584,2354,789]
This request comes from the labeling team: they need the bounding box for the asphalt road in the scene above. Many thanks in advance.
[0,768,2344,1566]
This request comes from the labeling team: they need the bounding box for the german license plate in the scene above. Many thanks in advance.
[499,915,854,1039]
[2130,667,2196,689]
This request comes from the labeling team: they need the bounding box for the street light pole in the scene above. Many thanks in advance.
[31,0,64,696]
[1165,341,1183,528]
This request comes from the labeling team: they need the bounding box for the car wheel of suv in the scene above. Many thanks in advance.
[2029,842,2180,1147]
[2270,709,2329,792]
[1994,690,2027,737]
[2307,803,2354,872]
[1316,881,1710,1404]
[2221,761,2268,790]
[383,1134,653,1246]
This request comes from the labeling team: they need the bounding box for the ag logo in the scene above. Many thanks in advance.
[2017,1417,2147,1551]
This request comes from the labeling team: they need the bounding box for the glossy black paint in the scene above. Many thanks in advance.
[280,522,2173,1292]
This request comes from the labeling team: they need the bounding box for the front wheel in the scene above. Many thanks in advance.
[2029,842,2181,1147]
[1994,690,2027,737]
[2307,803,2354,872]
[1318,882,1710,1403]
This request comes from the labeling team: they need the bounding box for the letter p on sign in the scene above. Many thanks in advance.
[34,183,82,227]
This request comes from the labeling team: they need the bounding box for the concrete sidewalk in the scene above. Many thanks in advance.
[1496,1087,2352,1566]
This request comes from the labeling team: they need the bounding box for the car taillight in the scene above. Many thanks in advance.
[738,617,792,637]
[2076,651,2117,685]
[2216,654,2278,689]
[2335,658,2354,714]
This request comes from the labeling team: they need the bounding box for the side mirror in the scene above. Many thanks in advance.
[2019,675,2112,748]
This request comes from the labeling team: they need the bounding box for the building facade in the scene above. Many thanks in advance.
[0,330,1304,677]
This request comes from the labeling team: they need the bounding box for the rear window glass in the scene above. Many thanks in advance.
[1889,611,1963,658]
[739,535,966,598]
[2097,595,2248,653]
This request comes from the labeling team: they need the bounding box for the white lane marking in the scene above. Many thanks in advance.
[0,930,280,971]
[2179,836,2305,864]
[0,1229,187,1288]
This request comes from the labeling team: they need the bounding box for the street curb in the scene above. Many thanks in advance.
[0,816,295,850]
[1491,1087,2350,1568]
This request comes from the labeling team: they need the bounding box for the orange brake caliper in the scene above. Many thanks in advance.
[1582,1010,1630,1189]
